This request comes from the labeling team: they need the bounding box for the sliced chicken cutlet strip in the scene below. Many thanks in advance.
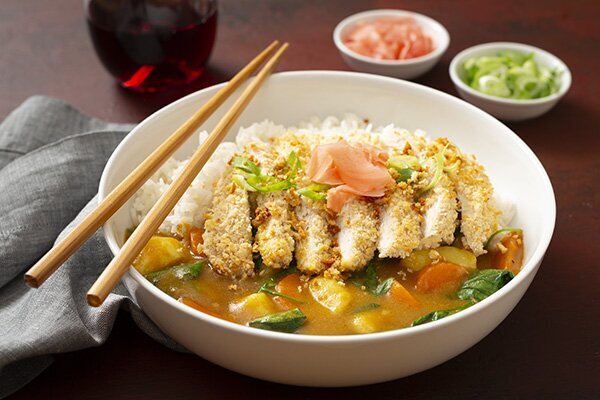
[202,164,254,278]
[290,132,340,274]
[377,182,421,258]
[336,197,379,271]
[251,142,296,269]
[251,134,311,269]
[294,196,338,274]
[311,130,382,272]
[254,191,295,269]
[448,151,499,256]
[418,167,458,249]
[409,136,458,250]
[375,129,421,259]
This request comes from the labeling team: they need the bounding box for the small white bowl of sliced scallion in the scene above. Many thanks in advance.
[449,42,571,121]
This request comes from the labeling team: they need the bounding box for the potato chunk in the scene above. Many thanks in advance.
[436,246,477,272]
[133,236,186,275]
[352,311,380,334]
[230,293,277,319]
[309,277,352,314]
[399,250,431,272]
[400,247,477,273]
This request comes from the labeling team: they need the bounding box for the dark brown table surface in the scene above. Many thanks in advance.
[3,0,599,398]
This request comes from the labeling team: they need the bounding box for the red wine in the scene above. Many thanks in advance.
[86,0,217,93]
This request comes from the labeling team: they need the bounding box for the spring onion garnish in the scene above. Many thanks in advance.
[232,156,261,175]
[232,153,300,193]
[286,151,301,179]
[419,152,444,194]
[297,183,331,201]
[246,175,293,192]
[463,51,561,100]
[485,228,523,250]
[443,159,461,172]
[389,155,421,170]
[437,143,461,172]
[389,155,421,183]
[232,174,258,192]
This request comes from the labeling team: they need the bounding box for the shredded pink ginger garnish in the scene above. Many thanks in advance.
[343,17,434,60]
[305,140,394,212]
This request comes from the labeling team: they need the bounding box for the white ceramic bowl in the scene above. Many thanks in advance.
[449,42,572,121]
[333,9,450,79]
[99,71,555,387]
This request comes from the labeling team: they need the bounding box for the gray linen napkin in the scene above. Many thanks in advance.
[0,96,185,399]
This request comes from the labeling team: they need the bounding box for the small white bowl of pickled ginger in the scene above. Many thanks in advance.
[333,9,450,80]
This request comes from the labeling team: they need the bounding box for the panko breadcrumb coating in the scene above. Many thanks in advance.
[202,165,255,278]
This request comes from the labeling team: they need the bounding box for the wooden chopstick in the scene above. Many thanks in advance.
[87,43,289,307]
[23,40,280,288]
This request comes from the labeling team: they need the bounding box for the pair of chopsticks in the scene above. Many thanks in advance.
[25,40,289,307]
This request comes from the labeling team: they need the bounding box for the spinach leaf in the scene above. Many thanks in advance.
[349,261,378,291]
[258,287,306,303]
[258,266,305,303]
[145,261,205,285]
[374,278,395,296]
[248,308,307,333]
[261,265,299,289]
[456,269,514,302]
[352,303,381,314]
[411,302,474,326]
[172,262,204,280]
[411,269,514,327]
[350,262,393,296]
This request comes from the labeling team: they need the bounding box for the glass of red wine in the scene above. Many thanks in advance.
[85,0,217,93]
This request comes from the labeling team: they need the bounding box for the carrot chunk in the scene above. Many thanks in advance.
[492,233,524,274]
[389,280,421,307]
[274,273,304,308]
[189,227,204,256]
[179,297,229,321]
[416,262,469,294]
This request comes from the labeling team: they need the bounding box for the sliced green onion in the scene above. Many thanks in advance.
[396,168,414,182]
[232,174,257,192]
[297,183,330,201]
[233,156,261,175]
[305,183,331,191]
[297,188,327,201]
[246,175,293,192]
[389,155,420,183]
[484,228,523,250]
[232,154,296,193]
[443,159,461,172]
[462,50,561,100]
[389,155,421,171]
[286,151,302,179]
[419,152,444,194]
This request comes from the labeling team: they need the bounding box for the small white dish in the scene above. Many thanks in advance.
[449,42,572,122]
[333,9,450,80]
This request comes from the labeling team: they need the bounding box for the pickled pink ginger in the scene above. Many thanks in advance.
[344,17,434,60]
[306,141,394,212]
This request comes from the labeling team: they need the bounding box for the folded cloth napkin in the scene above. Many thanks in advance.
[0,96,186,399]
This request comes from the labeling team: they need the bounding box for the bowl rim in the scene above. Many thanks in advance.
[100,70,556,344]
[332,9,450,66]
[449,41,572,105]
